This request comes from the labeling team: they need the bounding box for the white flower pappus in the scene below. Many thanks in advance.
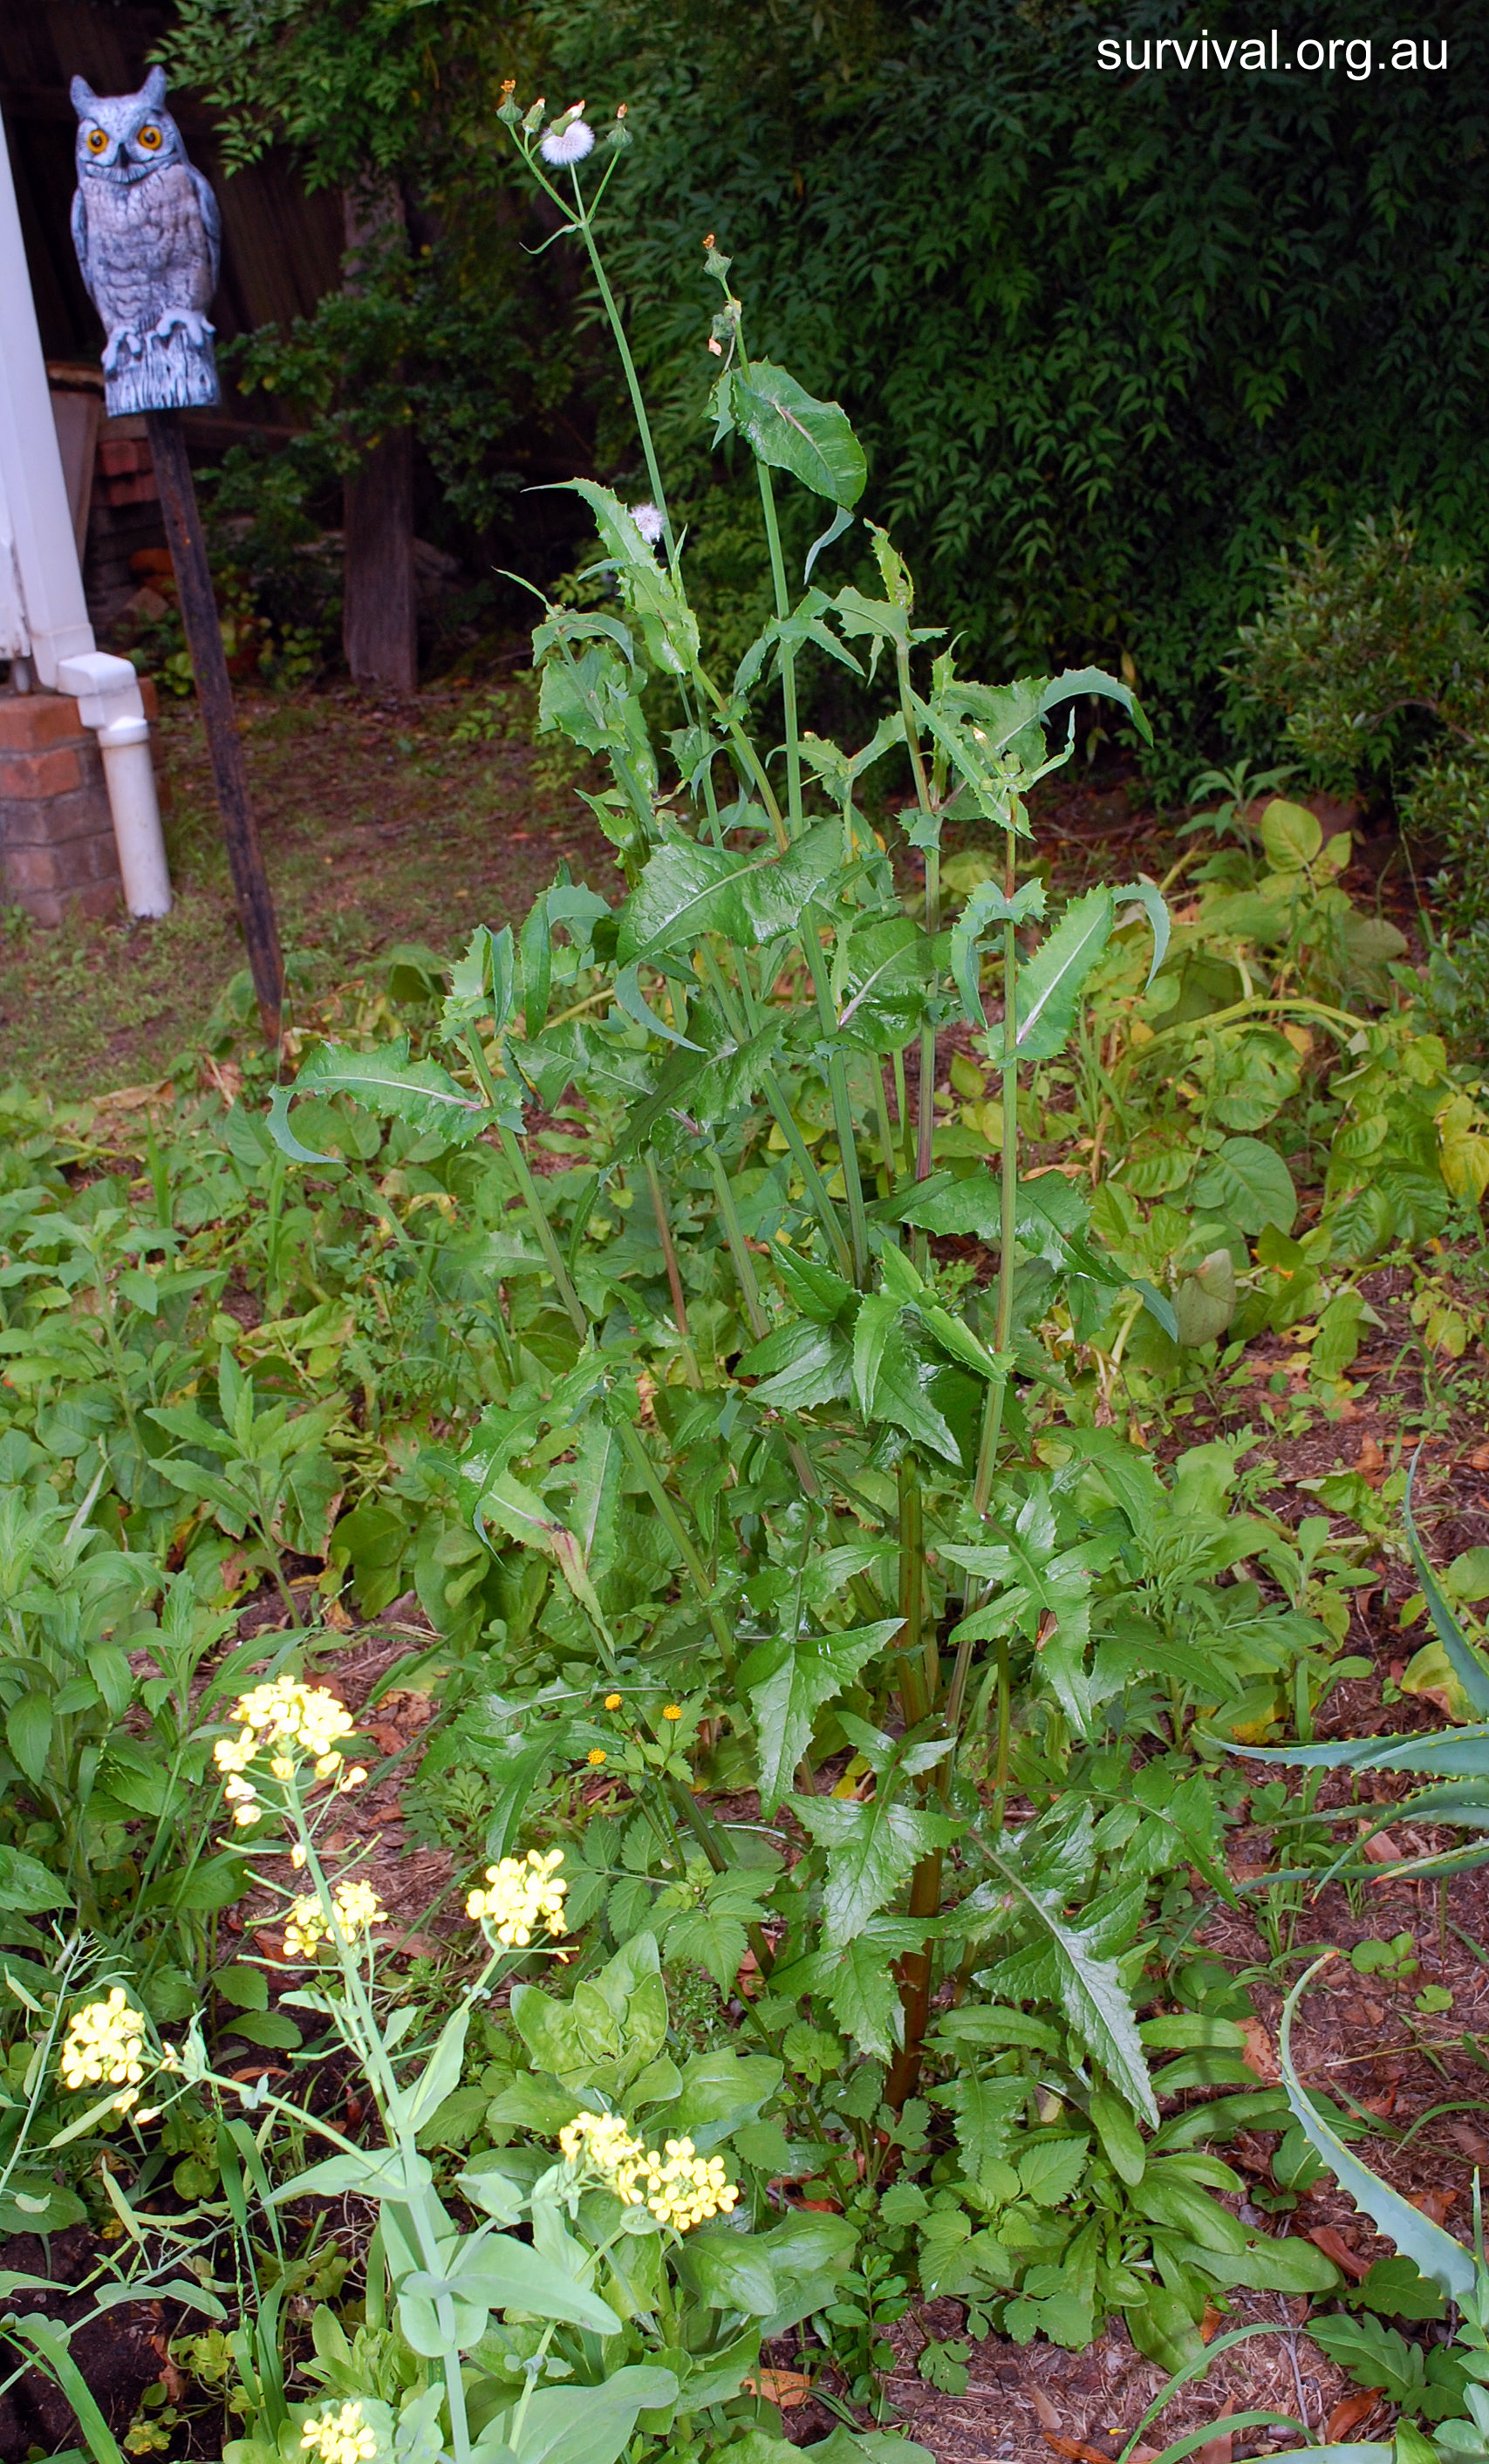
[540,119,595,167]
[631,502,665,547]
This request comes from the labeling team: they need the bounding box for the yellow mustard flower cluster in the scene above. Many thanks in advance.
[555,2113,735,2231]
[642,2136,738,2231]
[214,1677,366,1825]
[300,2402,376,2464]
[283,1880,387,1959]
[60,1987,146,2108]
[557,2108,649,2201]
[466,1847,567,1946]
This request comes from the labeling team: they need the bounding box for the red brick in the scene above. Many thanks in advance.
[0,694,86,754]
[98,437,150,477]
[140,677,160,722]
[5,780,113,846]
[103,472,159,508]
[0,747,85,798]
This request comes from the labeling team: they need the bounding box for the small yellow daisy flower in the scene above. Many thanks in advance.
[662,1703,683,1721]
[587,1747,606,1766]
[604,1692,622,1710]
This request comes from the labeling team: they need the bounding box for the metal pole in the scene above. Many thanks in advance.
[145,407,283,1040]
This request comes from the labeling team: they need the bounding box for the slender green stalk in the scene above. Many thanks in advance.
[896,645,939,1187]
[608,1408,736,1677]
[497,1126,590,1343]
[757,462,804,841]
[762,1070,855,1280]
[871,1059,899,1194]
[576,224,676,569]
[827,1048,870,1286]
[707,1148,769,1341]
[645,1155,703,1388]
[972,824,1021,1513]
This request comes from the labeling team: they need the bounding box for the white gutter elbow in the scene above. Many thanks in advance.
[56,649,172,919]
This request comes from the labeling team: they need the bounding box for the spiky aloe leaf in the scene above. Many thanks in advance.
[1279,1954,1474,2303]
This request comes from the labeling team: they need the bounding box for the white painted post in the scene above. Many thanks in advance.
[0,101,171,912]
[0,110,92,687]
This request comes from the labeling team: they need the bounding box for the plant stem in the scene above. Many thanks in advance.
[896,645,939,1190]
[645,1155,703,1387]
[827,1048,870,1287]
[972,824,1021,1511]
[762,1070,854,1280]
[608,1408,736,1677]
[757,461,804,840]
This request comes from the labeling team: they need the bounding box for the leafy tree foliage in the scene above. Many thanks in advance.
[161,0,1489,764]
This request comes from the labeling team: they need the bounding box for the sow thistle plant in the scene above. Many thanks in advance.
[259,85,1370,2390]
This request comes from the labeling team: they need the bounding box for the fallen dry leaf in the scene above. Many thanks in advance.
[1359,1826,1403,1864]
[1200,2302,1224,2345]
[1325,2394,1381,2441]
[1028,2388,1062,2433]
[1195,2398,1236,2464]
[1471,1444,1489,1471]
[1408,2188,1457,2225]
[1308,2224,1371,2280]
[1240,2018,1279,2082]
[1043,2438,1113,2464]
[743,2370,812,2411]
[1450,2122,1489,2164]
[1356,1436,1385,1479]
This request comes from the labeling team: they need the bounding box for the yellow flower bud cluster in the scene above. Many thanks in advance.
[466,1847,567,1946]
[300,2401,376,2464]
[60,1987,146,2107]
[557,2108,649,2201]
[641,2136,738,2231]
[213,1677,366,1824]
[283,1880,387,1959]
[554,2113,735,2231]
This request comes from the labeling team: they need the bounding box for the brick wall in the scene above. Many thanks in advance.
[0,679,161,927]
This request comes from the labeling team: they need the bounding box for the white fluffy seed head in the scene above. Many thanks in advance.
[540,119,594,166]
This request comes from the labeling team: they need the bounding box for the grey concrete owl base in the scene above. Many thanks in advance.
[104,323,218,419]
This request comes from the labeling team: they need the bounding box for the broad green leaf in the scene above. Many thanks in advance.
[1038,665,1153,746]
[563,480,700,676]
[792,1790,960,1948]
[491,2365,676,2464]
[5,1696,51,1787]
[1260,797,1323,872]
[446,2233,623,2337]
[267,1039,489,1163]
[0,1846,71,1914]
[721,361,866,507]
[741,1620,900,1812]
[739,1317,854,1410]
[1014,888,1115,1061]
[949,877,1048,1027]
[1278,1956,1473,2302]
[1192,1135,1298,1234]
[983,1848,1157,2126]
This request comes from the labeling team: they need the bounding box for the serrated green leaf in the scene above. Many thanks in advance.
[741,1621,900,1814]
[793,1791,960,1948]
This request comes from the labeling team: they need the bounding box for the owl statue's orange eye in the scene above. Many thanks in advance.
[137,124,163,150]
[85,126,108,155]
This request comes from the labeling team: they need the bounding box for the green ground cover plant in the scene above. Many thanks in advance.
[1,85,1489,2464]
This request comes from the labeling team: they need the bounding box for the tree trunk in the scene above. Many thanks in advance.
[341,187,416,694]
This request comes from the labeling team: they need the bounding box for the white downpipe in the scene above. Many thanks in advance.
[57,650,172,918]
[97,716,171,917]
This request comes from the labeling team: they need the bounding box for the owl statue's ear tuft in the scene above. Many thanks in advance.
[70,74,99,116]
[141,65,168,107]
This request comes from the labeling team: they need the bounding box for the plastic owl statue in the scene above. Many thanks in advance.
[69,65,221,417]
